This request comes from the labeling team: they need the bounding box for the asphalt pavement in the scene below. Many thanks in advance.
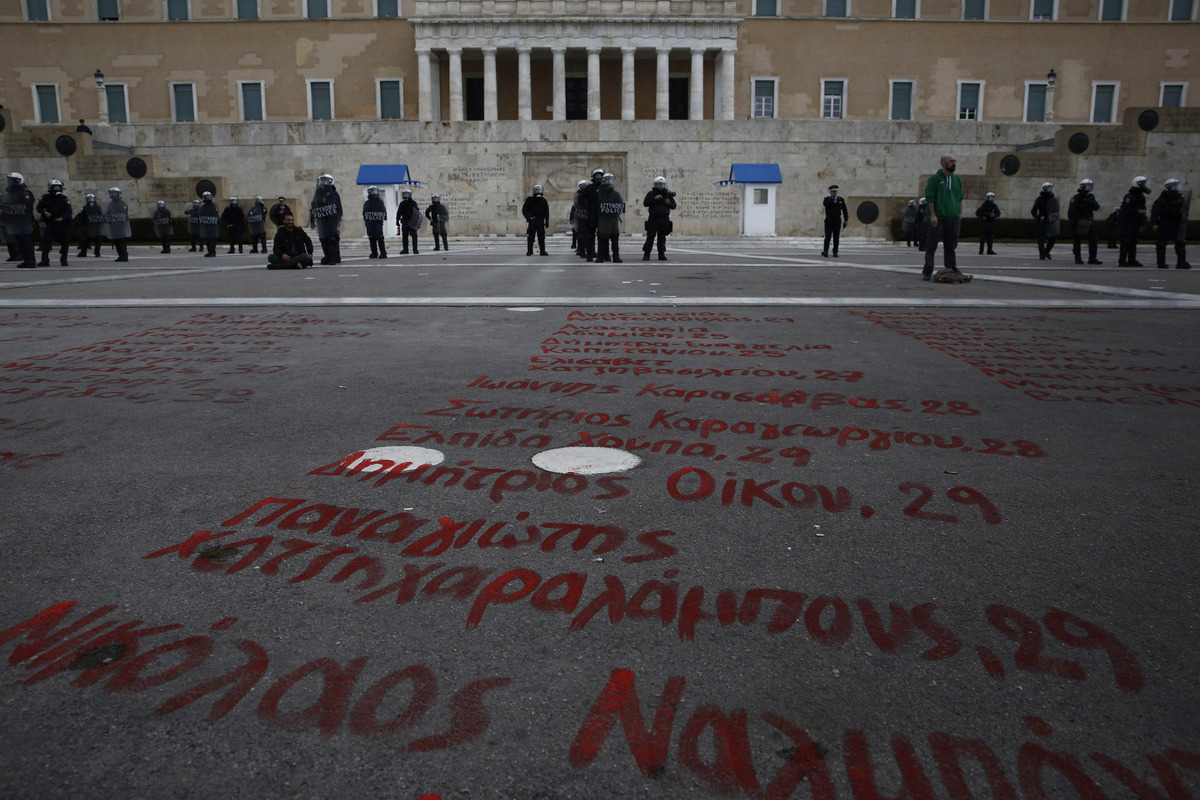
[1,235,1198,799]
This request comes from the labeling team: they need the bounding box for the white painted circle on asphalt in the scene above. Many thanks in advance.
[506,306,544,312]
[532,447,641,475]
[352,446,444,473]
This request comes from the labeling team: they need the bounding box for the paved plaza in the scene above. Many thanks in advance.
[1,236,1198,799]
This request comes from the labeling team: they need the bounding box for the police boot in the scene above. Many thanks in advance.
[526,236,534,256]
[1156,242,1169,268]
[37,255,50,267]
[378,243,387,260]
[93,245,101,257]
[1177,243,1190,269]
[611,240,621,263]
[60,254,69,266]
[76,248,87,258]
[369,241,379,258]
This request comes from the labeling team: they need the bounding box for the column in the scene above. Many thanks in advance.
[587,48,601,120]
[483,47,498,121]
[689,49,704,120]
[656,49,670,120]
[552,47,566,121]
[417,48,433,122]
[518,47,532,121]
[621,47,636,121]
[720,48,736,121]
[448,47,464,122]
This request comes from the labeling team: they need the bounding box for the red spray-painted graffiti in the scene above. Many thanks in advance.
[0,601,510,750]
[569,668,1192,799]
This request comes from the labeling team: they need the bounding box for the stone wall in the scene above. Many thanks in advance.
[2,111,1196,238]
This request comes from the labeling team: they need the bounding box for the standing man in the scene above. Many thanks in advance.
[821,185,849,257]
[426,194,449,252]
[267,213,314,269]
[582,167,604,262]
[268,196,292,228]
[975,192,1000,255]
[36,179,72,266]
[1,173,37,268]
[1068,179,1102,265]
[363,185,388,259]
[77,193,105,258]
[152,200,173,254]
[197,191,220,258]
[642,176,676,261]
[1151,178,1191,270]
[915,198,928,251]
[523,184,550,257]
[595,173,625,263]
[186,200,201,251]
[222,197,246,253]
[1031,182,1060,261]
[246,196,268,254]
[310,174,343,265]
[901,200,918,247]
[396,189,421,255]
[573,179,591,259]
[105,187,131,263]
[922,154,965,280]
[1117,176,1151,267]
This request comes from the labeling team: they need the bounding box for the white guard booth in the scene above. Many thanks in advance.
[715,163,783,236]
[355,165,428,239]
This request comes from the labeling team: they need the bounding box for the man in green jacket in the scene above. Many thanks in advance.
[922,153,965,280]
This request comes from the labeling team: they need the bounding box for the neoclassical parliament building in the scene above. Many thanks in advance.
[1,0,1197,236]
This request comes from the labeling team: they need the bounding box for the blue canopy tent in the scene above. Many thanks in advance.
[713,163,783,187]
[355,164,427,188]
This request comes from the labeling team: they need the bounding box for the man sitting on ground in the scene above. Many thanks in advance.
[267,213,314,269]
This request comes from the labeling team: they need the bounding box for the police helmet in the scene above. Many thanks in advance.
[1165,179,1181,191]
[7,173,24,186]
[202,191,213,201]
[918,197,926,204]
[229,197,238,204]
[367,186,379,196]
[108,187,121,197]
[601,173,615,186]
[401,189,412,198]
[1132,176,1148,190]
[431,195,440,202]
[1079,179,1094,192]
[278,196,286,202]
[192,200,200,207]
[254,196,263,204]
[533,185,543,196]
[908,200,916,207]
[577,181,588,190]
[86,193,96,202]
[654,176,667,188]
[1041,182,1053,193]
[49,179,64,191]
[591,168,604,178]
[986,192,996,199]
[317,174,334,187]
[157,200,166,208]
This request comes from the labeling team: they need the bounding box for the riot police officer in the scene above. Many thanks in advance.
[581,167,604,262]
[821,185,848,257]
[573,180,590,259]
[1068,179,1102,265]
[310,174,343,265]
[76,193,105,258]
[1031,182,1060,260]
[105,187,132,262]
[37,179,72,266]
[247,196,268,253]
[363,185,388,259]
[152,200,173,254]
[222,197,246,253]
[642,176,676,261]
[596,173,624,263]
[1,173,37,268]
[197,191,220,257]
[426,194,449,251]
[523,184,550,256]
[1118,176,1151,267]
[1151,179,1190,269]
[268,196,291,227]
[975,192,1000,255]
[186,200,201,251]
[396,188,420,255]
